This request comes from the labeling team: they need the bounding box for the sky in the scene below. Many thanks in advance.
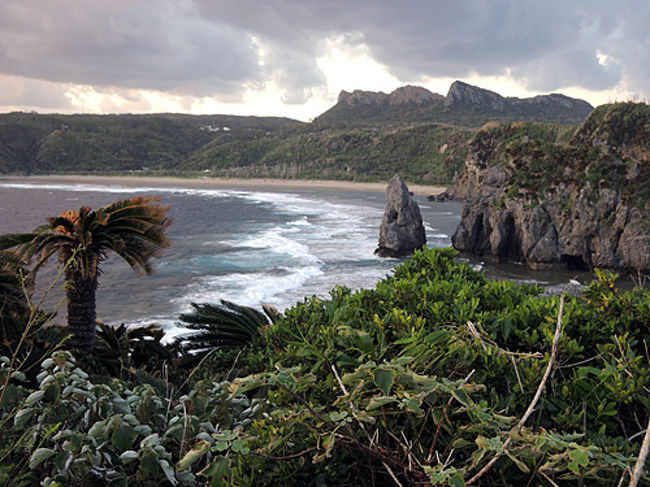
[0,0,648,121]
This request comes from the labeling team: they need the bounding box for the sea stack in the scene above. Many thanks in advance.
[375,175,426,257]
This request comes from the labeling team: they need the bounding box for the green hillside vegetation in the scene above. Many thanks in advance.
[466,103,650,207]
[0,112,299,175]
[0,112,474,184]
[188,123,475,184]
[0,81,594,185]
[1,243,649,486]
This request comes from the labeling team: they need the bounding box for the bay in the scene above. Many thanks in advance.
[0,179,462,332]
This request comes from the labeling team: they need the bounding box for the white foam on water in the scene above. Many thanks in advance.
[4,179,457,330]
[177,265,325,310]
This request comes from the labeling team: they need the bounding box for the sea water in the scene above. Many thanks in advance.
[0,180,463,333]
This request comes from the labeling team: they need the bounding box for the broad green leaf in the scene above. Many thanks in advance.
[14,408,34,428]
[177,440,211,470]
[404,398,424,415]
[200,456,230,487]
[0,384,20,407]
[373,367,396,395]
[214,440,229,451]
[366,395,398,411]
[568,449,590,473]
[450,474,465,487]
[329,411,349,422]
[159,459,178,486]
[112,424,138,451]
[505,451,530,473]
[120,450,139,464]
[29,448,55,469]
[25,390,44,406]
[231,439,250,454]
[41,358,54,369]
[43,383,60,402]
[140,449,159,473]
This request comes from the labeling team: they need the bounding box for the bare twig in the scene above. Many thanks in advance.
[180,400,189,457]
[467,296,565,485]
[628,428,648,443]
[540,470,561,487]
[426,397,453,464]
[510,355,524,394]
[256,446,317,461]
[629,416,650,487]
[382,461,405,487]
[557,352,604,369]
[617,468,630,487]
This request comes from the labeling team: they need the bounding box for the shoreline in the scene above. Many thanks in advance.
[1,174,447,196]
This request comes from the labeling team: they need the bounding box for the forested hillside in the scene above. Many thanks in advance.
[0,81,593,185]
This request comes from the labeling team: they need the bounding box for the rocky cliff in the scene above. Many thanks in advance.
[444,81,593,119]
[451,102,650,274]
[315,80,593,127]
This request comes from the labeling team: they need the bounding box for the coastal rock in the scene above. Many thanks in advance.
[451,103,650,274]
[376,175,426,257]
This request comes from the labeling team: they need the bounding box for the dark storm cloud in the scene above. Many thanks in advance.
[0,0,261,97]
[195,0,649,96]
[0,0,648,102]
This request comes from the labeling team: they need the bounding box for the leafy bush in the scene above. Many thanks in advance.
[1,248,649,486]
[0,350,262,486]
[203,248,649,486]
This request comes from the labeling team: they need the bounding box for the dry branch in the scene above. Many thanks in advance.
[467,295,565,485]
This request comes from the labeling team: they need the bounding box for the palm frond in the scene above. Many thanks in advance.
[175,300,273,358]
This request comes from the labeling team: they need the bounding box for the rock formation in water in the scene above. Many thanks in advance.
[376,175,426,257]
[450,102,650,274]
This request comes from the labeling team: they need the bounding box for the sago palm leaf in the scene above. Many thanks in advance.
[176,300,276,357]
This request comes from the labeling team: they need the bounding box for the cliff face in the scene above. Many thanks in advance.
[451,103,650,273]
[315,80,593,127]
[444,81,593,118]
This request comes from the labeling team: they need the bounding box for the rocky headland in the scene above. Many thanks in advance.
[450,102,650,274]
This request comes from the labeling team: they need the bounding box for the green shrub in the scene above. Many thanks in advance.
[205,248,648,486]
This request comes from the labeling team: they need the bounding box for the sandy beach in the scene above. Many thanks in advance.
[2,174,447,196]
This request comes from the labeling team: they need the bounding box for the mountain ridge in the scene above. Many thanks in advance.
[315,80,593,126]
[0,80,595,182]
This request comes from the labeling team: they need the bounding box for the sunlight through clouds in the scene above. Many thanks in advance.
[0,1,647,118]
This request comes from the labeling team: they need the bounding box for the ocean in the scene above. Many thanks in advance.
[0,179,463,333]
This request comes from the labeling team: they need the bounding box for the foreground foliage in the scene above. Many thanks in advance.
[1,248,649,485]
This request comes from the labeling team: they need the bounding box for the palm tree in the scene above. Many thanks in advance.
[4,196,172,353]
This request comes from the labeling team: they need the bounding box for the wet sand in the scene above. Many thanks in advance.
[1,174,447,196]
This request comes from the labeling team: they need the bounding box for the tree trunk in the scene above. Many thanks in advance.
[65,269,98,354]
